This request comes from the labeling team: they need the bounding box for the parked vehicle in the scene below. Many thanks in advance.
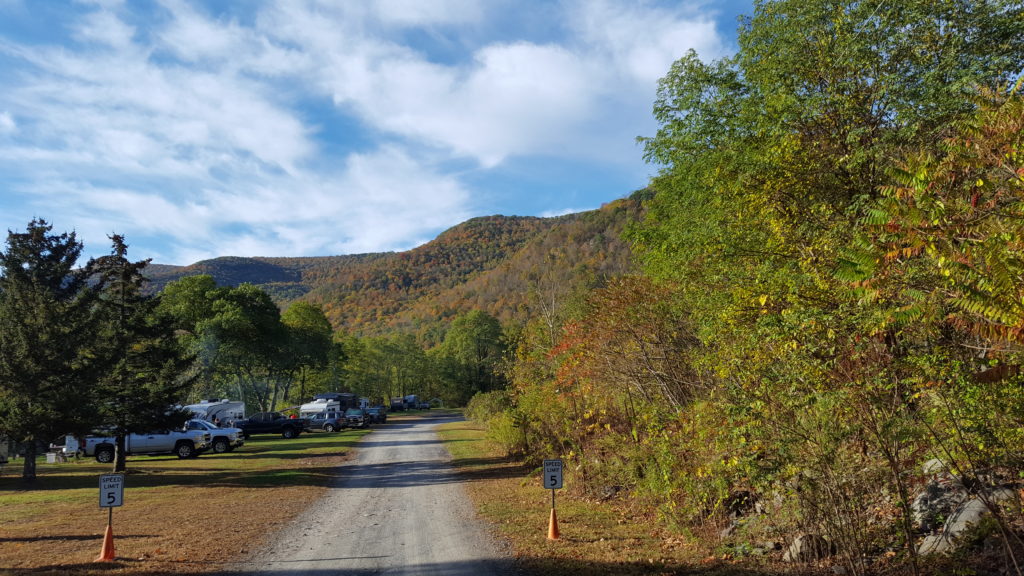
[404,394,420,410]
[183,399,245,426]
[344,408,369,429]
[417,401,431,410]
[81,429,212,462]
[233,412,309,438]
[364,406,387,424]
[390,397,405,411]
[313,392,358,410]
[183,419,244,453]
[299,398,346,432]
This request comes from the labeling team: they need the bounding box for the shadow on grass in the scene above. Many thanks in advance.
[449,455,531,482]
[0,533,155,543]
[0,556,779,576]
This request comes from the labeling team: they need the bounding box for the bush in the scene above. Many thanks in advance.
[465,390,511,423]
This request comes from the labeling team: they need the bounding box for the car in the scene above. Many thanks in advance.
[364,406,387,424]
[306,411,345,432]
[417,401,431,410]
[344,408,369,429]
[233,412,310,438]
[183,419,244,453]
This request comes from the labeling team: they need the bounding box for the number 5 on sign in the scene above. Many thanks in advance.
[543,459,563,490]
[99,474,124,508]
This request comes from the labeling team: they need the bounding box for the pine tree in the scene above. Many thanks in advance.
[0,219,96,481]
[87,235,196,472]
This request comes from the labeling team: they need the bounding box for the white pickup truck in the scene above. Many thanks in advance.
[184,419,244,453]
[82,429,212,462]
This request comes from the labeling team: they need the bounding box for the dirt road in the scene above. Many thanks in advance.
[243,413,516,576]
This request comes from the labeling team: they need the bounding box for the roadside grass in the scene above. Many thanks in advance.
[437,420,776,576]
[0,428,370,575]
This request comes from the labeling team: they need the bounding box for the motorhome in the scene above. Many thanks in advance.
[184,399,246,426]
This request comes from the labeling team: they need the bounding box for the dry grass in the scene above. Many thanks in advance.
[437,420,793,576]
[0,427,372,576]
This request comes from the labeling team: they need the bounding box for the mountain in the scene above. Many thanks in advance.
[145,191,647,340]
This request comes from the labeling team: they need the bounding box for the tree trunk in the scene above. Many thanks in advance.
[115,434,127,473]
[22,440,37,481]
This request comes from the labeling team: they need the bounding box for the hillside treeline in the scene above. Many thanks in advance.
[471,1,1024,574]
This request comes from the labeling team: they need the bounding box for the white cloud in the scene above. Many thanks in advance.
[570,0,727,86]
[72,8,136,49]
[0,0,736,264]
[0,111,14,133]
[372,0,483,28]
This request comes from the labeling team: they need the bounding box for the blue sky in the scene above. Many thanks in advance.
[0,0,752,265]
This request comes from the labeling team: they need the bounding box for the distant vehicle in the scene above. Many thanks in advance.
[390,397,405,411]
[233,412,309,439]
[300,398,343,429]
[417,401,431,410]
[344,408,369,429]
[184,399,245,426]
[184,419,244,453]
[404,394,419,410]
[313,392,358,410]
[81,429,212,462]
[364,406,387,424]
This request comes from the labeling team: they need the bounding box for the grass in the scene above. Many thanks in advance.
[0,428,371,575]
[437,420,780,576]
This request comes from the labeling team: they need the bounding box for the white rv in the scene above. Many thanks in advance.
[184,399,246,425]
[299,398,340,418]
[299,398,345,432]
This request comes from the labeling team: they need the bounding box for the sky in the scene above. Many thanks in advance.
[0,0,752,265]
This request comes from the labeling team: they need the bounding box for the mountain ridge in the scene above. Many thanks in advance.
[144,193,645,340]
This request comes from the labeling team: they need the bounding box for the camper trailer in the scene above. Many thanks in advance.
[184,399,246,426]
[299,397,344,431]
[313,392,358,410]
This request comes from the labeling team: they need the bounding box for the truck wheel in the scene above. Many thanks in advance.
[212,438,229,454]
[324,423,336,433]
[95,446,115,463]
[175,441,196,459]
[282,427,298,439]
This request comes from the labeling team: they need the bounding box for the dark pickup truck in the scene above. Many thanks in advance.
[234,412,309,439]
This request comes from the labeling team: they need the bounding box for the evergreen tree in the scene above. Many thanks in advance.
[0,219,95,481]
[88,235,195,472]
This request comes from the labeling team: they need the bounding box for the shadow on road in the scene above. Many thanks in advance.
[0,556,777,575]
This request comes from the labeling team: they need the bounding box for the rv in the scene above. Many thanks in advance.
[313,392,358,410]
[184,399,246,426]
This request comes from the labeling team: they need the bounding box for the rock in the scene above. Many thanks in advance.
[918,488,1019,556]
[911,479,963,532]
[719,522,737,539]
[783,534,831,562]
[922,459,947,476]
[918,533,954,556]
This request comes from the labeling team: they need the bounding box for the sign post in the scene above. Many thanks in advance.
[543,459,563,540]
[96,474,123,562]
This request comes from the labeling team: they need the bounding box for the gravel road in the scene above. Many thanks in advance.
[244,413,516,576]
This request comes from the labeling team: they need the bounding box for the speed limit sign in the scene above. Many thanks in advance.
[543,459,563,490]
[99,474,124,508]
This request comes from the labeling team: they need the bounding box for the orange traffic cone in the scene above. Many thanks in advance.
[548,508,560,540]
[95,524,115,562]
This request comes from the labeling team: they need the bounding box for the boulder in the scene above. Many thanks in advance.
[911,479,964,532]
[918,488,1020,556]
[783,533,831,562]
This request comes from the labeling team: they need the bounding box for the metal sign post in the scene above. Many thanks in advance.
[543,459,563,540]
[96,474,123,562]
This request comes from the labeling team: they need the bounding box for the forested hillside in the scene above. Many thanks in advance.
[144,197,642,340]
